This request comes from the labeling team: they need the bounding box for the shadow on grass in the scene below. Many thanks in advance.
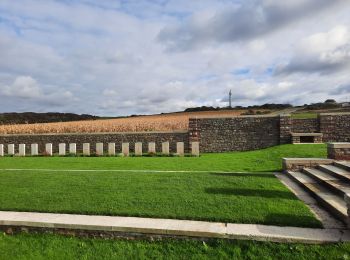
[262,213,322,228]
[205,188,296,200]
[210,172,275,178]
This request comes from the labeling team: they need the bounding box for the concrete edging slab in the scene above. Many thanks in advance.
[0,211,349,244]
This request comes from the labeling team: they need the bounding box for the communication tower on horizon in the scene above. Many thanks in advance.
[229,90,232,108]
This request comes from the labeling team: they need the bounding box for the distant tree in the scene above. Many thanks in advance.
[325,99,336,104]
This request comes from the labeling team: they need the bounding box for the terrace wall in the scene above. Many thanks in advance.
[319,113,350,142]
[189,116,281,152]
[291,118,319,133]
[0,131,189,154]
[0,112,349,154]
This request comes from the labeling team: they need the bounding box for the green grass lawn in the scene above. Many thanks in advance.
[1,233,350,260]
[291,112,318,119]
[0,144,326,227]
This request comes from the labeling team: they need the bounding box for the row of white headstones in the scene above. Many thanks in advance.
[0,142,200,157]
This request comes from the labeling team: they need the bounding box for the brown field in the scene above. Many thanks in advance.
[0,110,270,134]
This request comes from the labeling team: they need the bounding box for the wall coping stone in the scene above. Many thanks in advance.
[327,142,350,149]
[291,133,323,137]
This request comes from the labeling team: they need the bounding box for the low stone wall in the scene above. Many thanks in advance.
[0,131,189,154]
[327,143,350,160]
[292,118,319,133]
[189,116,280,152]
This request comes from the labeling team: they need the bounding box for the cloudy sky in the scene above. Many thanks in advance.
[0,0,350,116]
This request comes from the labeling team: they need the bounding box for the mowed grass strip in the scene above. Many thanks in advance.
[1,233,350,260]
[0,144,325,227]
[0,144,326,172]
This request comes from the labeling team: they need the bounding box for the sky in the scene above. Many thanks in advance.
[0,0,350,116]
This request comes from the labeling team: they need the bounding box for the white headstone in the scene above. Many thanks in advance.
[69,143,76,155]
[45,143,53,156]
[8,144,15,155]
[83,143,90,156]
[108,143,115,156]
[59,143,66,156]
[0,144,3,157]
[148,142,156,154]
[122,143,129,157]
[19,144,26,156]
[31,144,38,156]
[96,143,104,156]
[177,142,184,157]
[191,141,200,157]
[135,142,142,156]
[162,142,169,155]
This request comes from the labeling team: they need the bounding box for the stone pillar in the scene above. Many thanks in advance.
[122,143,129,157]
[191,141,200,157]
[8,144,15,155]
[31,144,38,156]
[148,142,156,154]
[45,143,53,156]
[0,144,3,157]
[83,143,90,156]
[59,143,66,156]
[162,142,169,155]
[177,142,184,157]
[327,143,350,160]
[69,143,76,155]
[108,143,115,156]
[135,142,142,156]
[279,115,292,144]
[96,143,104,156]
[19,144,26,156]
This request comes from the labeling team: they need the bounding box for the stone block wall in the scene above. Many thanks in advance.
[291,118,319,133]
[0,131,189,154]
[189,116,280,152]
[327,143,350,160]
[319,113,350,142]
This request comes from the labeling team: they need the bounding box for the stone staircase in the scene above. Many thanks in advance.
[287,161,350,224]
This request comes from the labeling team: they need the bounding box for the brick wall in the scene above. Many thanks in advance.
[0,131,189,154]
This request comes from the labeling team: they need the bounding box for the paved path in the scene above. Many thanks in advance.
[0,211,349,244]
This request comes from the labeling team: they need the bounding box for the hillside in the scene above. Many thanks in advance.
[0,112,98,125]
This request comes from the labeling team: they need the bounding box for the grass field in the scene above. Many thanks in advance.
[0,144,326,227]
[1,233,350,260]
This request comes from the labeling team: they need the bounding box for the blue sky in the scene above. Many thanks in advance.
[0,0,350,116]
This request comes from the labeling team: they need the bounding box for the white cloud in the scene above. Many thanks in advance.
[0,0,349,115]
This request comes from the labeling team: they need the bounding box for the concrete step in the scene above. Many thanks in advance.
[319,164,350,184]
[287,171,348,223]
[303,168,350,197]
[334,161,350,172]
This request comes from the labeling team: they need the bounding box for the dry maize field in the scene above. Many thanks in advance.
[0,110,268,134]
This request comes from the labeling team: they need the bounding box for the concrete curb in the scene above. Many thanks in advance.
[0,211,349,244]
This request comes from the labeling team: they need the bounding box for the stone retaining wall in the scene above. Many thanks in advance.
[189,116,280,152]
[1,112,349,153]
[292,118,319,133]
[0,131,189,154]
[319,113,350,142]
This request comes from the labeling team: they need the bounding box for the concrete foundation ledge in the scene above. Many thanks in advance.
[0,211,350,244]
[282,158,334,171]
